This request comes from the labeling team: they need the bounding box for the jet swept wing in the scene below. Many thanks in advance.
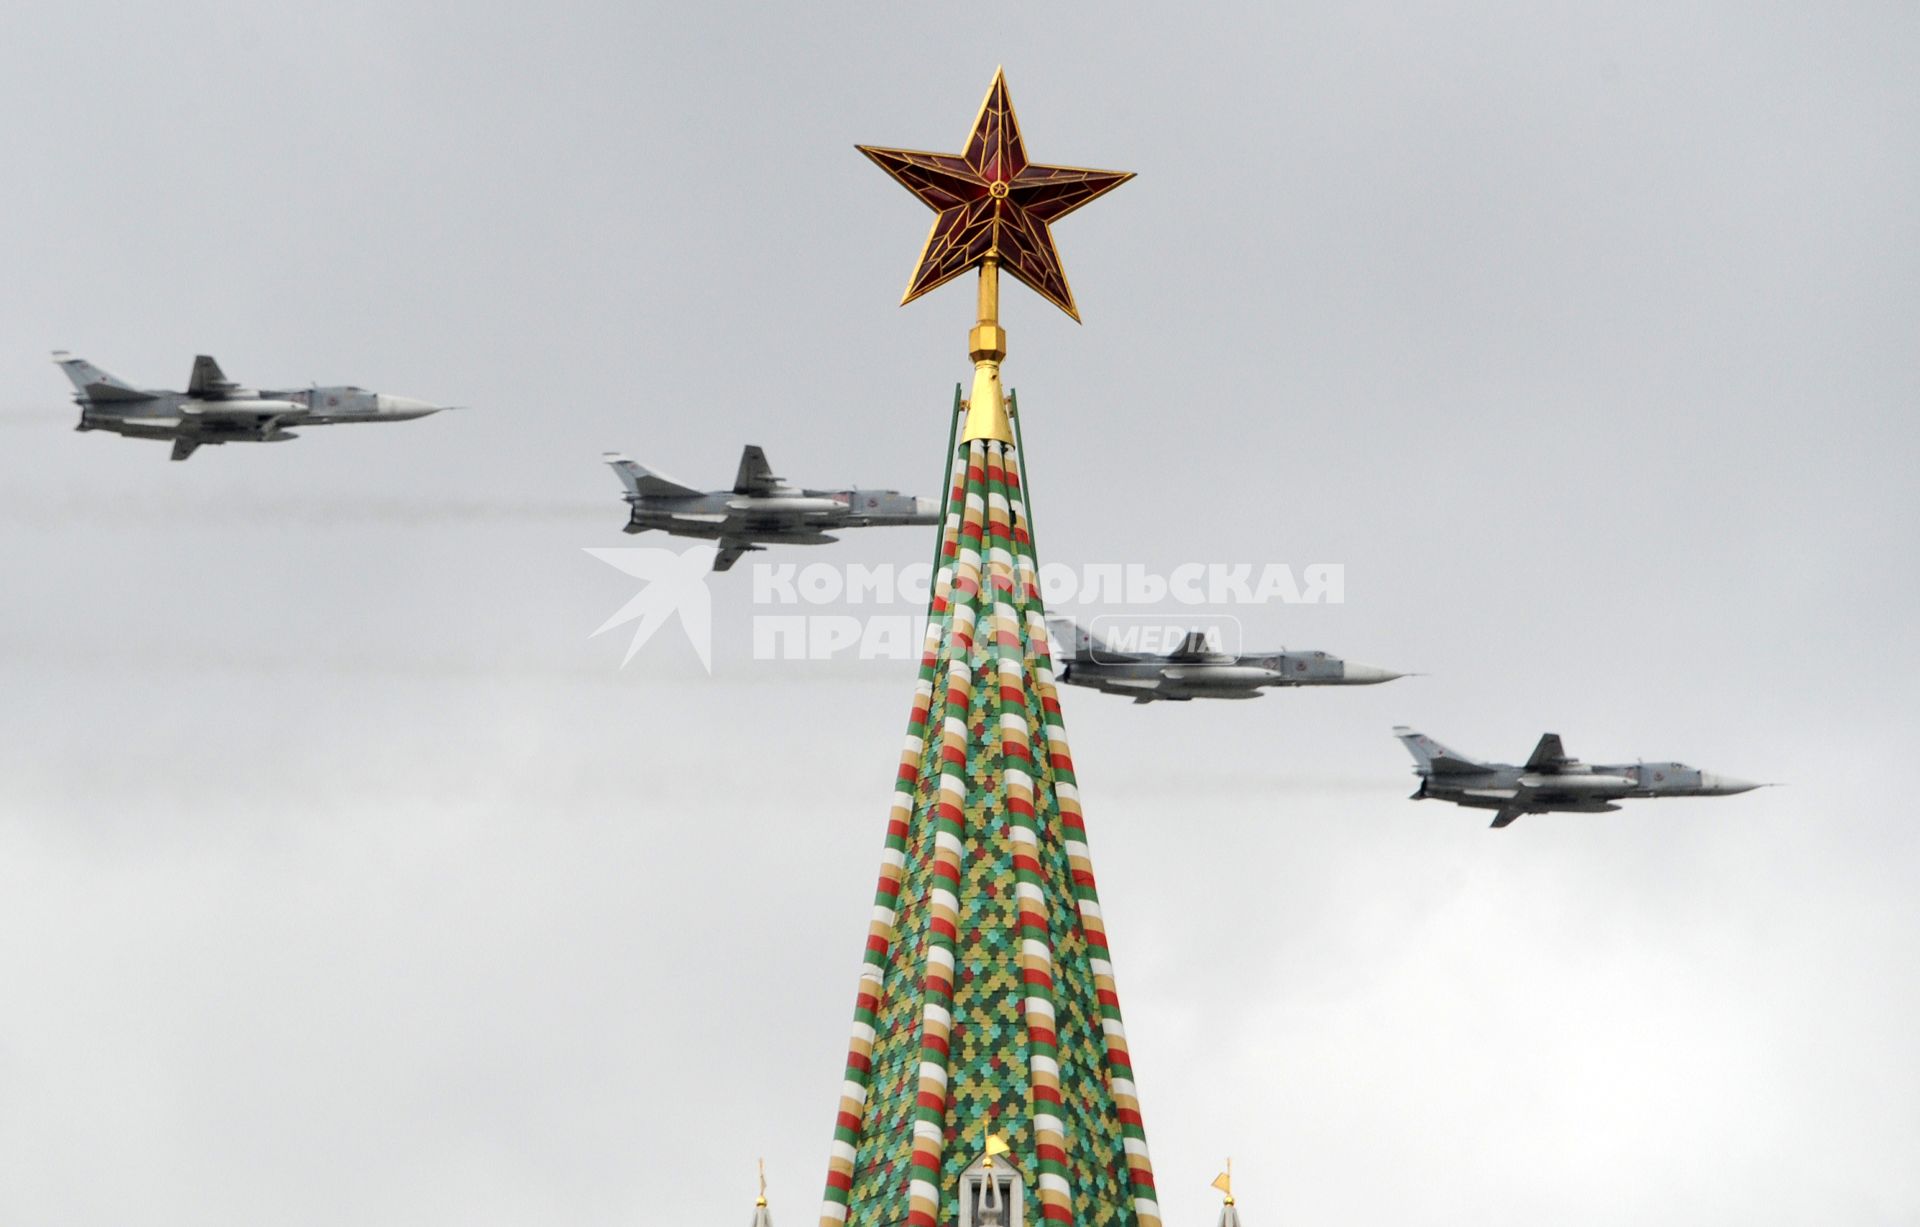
[1524,733,1570,772]
[1167,630,1231,662]
[186,354,240,399]
[733,445,783,496]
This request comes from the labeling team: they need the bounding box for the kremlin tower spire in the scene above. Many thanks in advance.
[753,1160,774,1227]
[820,71,1152,1227]
[1211,1162,1241,1227]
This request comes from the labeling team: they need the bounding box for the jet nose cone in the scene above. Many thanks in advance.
[915,496,942,518]
[1701,773,1761,796]
[1339,663,1405,685]
[375,394,443,419]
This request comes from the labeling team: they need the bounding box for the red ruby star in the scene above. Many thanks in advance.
[858,69,1134,322]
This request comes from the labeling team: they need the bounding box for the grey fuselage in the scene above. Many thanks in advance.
[1395,727,1761,826]
[620,488,939,541]
[57,354,443,460]
[75,387,439,437]
[604,447,939,571]
[1053,624,1404,702]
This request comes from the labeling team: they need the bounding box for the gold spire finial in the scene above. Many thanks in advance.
[983,1132,1012,1168]
[757,1157,769,1207]
[858,70,1133,444]
[963,253,1012,443]
[1211,1158,1235,1206]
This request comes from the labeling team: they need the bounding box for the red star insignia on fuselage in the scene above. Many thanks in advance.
[858,69,1134,322]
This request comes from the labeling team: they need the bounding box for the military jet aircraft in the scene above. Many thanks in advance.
[604,445,941,572]
[1048,619,1405,703]
[55,352,447,462]
[1394,727,1764,828]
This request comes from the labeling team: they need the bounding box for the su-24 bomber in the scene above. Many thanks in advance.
[1049,617,1406,703]
[603,443,941,572]
[1395,727,1765,828]
[55,352,449,462]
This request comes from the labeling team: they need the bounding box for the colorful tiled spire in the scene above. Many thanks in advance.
[817,420,1160,1227]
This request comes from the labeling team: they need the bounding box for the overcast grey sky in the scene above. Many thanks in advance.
[2,3,1916,1224]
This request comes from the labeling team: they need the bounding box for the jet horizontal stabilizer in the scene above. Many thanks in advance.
[714,542,765,572]
[83,381,157,403]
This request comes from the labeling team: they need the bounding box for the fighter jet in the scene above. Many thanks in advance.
[604,445,941,572]
[55,352,448,462]
[1394,727,1764,828]
[1048,619,1405,703]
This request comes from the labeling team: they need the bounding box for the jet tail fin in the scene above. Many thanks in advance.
[603,452,702,500]
[1045,616,1126,662]
[170,438,201,462]
[53,352,155,403]
[1393,727,1490,776]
